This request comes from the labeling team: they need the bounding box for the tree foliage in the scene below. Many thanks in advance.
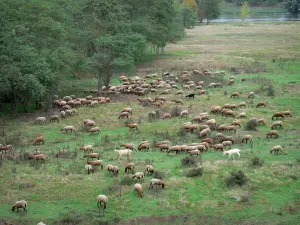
[198,0,221,24]
[241,1,251,24]
[285,0,300,14]
[181,8,197,28]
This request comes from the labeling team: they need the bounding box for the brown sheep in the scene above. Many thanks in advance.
[12,200,27,213]
[188,149,201,156]
[270,145,283,155]
[226,126,237,134]
[161,113,172,120]
[80,145,93,154]
[217,125,228,132]
[84,153,100,160]
[266,130,279,139]
[211,144,224,152]
[132,172,145,182]
[138,142,150,151]
[87,127,101,134]
[271,121,283,130]
[172,99,184,105]
[55,149,68,158]
[199,90,206,95]
[121,107,132,115]
[210,105,222,114]
[107,164,119,176]
[149,178,165,189]
[33,136,44,146]
[125,163,135,173]
[49,115,59,123]
[230,92,240,98]
[231,120,241,128]
[282,110,292,117]
[168,145,182,154]
[272,112,284,120]
[119,112,130,119]
[205,119,217,129]
[222,141,232,149]
[222,110,235,118]
[126,123,139,131]
[155,143,170,152]
[199,127,211,138]
[202,138,213,144]
[237,112,246,119]
[199,142,210,150]
[241,135,253,144]
[87,160,104,169]
[134,183,144,198]
[120,143,135,150]
[28,154,47,163]
[256,101,267,108]
[221,136,234,144]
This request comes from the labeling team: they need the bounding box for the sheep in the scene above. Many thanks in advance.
[226,126,237,134]
[231,120,241,128]
[210,105,222,114]
[12,200,27,213]
[145,165,155,175]
[37,223,46,225]
[271,121,283,129]
[28,154,47,163]
[148,111,157,118]
[90,101,99,107]
[49,115,59,123]
[65,109,74,116]
[222,110,235,118]
[248,92,255,98]
[121,107,132,114]
[85,164,94,174]
[221,135,234,143]
[114,149,133,160]
[176,90,184,95]
[88,127,101,134]
[205,119,217,129]
[119,112,130,119]
[172,99,184,105]
[84,153,100,160]
[125,163,135,173]
[282,110,292,117]
[272,112,284,120]
[188,149,201,156]
[126,123,139,131]
[134,183,144,198]
[238,102,246,108]
[149,178,165,189]
[241,135,253,144]
[266,130,279,139]
[132,172,144,182]
[258,118,266,125]
[61,126,76,133]
[186,93,195,99]
[87,160,104,169]
[97,195,108,209]
[138,142,150,151]
[237,112,246,119]
[222,141,232,149]
[223,149,241,159]
[168,145,182,154]
[179,110,189,118]
[120,143,135,150]
[196,144,207,152]
[161,113,172,120]
[230,92,240,98]
[217,125,227,132]
[84,119,96,127]
[199,127,211,138]
[60,110,66,118]
[211,144,224,152]
[0,144,13,154]
[202,138,213,144]
[270,145,283,155]
[80,145,93,154]
[256,101,267,108]
[55,149,68,157]
[35,117,46,124]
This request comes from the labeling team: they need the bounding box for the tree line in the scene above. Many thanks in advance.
[1,0,206,114]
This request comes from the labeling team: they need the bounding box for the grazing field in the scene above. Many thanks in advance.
[0,23,300,225]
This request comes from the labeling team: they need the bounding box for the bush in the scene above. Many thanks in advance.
[119,176,135,186]
[245,118,258,131]
[250,156,264,167]
[185,167,203,177]
[153,170,165,180]
[239,192,252,203]
[181,156,198,167]
[226,170,248,187]
[296,157,300,163]
[170,106,182,117]
[267,84,275,96]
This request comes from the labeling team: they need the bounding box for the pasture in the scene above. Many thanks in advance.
[0,22,300,225]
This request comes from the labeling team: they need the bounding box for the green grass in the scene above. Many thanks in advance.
[1,23,300,225]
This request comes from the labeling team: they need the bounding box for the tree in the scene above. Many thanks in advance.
[184,0,198,12]
[285,0,300,14]
[181,8,197,28]
[199,0,221,24]
[241,1,250,24]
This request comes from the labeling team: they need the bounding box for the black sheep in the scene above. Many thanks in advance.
[186,93,195,99]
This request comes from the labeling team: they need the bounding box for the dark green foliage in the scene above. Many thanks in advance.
[296,157,300,163]
[267,84,275,96]
[285,0,300,14]
[185,167,203,177]
[181,8,197,28]
[170,106,182,117]
[120,176,135,186]
[181,156,198,167]
[226,170,248,187]
[245,118,258,131]
[198,0,221,24]
[250,156,264,167]
[153,170,165,180]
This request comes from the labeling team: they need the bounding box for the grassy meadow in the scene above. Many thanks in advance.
[0,23,300,225]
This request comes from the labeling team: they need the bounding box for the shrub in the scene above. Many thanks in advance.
[119,176,135,186]
[181,156,198,167]
[170,106,182,117]
[153,170,165,180]
[226,170,248,187]
[185,167,203,177]
[245,118,258,131]
[267,84,275,96]
[250,156,264,167]
[296,156,300,163]
[239,192,252,203]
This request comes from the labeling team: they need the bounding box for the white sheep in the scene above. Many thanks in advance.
[35,117,46,124]
[114,149,133,160]
[180,110,189,118]
[149,178,165,189]
[132,172,144,181]
[97,195,108,209]
[134,183,144,198]
[61,126,76,133]
[85,164,94,174]
[223,149,241,159]
[12,200,27,212]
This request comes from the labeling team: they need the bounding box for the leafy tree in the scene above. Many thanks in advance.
[241,1,250,24]
[199,0,221,24]
[184,0,198,12]
[181,8,197,28]
[285,0,300,14]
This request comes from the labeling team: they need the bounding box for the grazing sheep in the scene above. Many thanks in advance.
[210,105,222,114]
[85,164,94,174]
[222,110,235,118]
[12,200,27,213]
[221,135,234,143]
[138,142,150,151]
[199,142,210,150]
[148,111,157,118]
[256,101,267,108]
[271,121,283,129]
[176,90,184,95]
[230,92,240,98]
[226,125,237,134]
[222,141,232,149]
[258,118,266,125]
[270,145,283,155]
[161,113,172,120]
[61,126,76,133]
[241,135,253,144]
[272,112,284,120]
[149,178,165,189]
[282,110,292,117]
[97,195,108,209]
[87,160,104,169]
[28,154,47,163]
[90,101,99,107]
[126,123,139,131]
[132,172,144,182]
[49,115,59,123]
[248,92,255,98]
[35,117,46,124]
[125,163,135,173]
[266,130,279,139]
[231,120,241,128]
[80,145,93,154]
[84,119,96,127]
[186,93,195,99]
[88,127,101,134]
[211,144,224,152]
[237,112,246,119]
[55,149,68,157]
[65,109,74,116]
[60,111,66,118]
[172,99,184,105]
[238,102,246,108]
[32,136,44,146]
[199,127,211,138]
[217,125,227,132]
[205,119,217,129]
[119,112,130,119]
[188,149,201,156]
[145,165,155,175]
[114,149,133,160]
[223,149,241,159]
[120,143,135,150]
[84,153,100,160]
[121,107,132,114]
[134,183,144,198]
[180,110,189,118]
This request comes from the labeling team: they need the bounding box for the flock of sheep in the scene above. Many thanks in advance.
[1,68,294,225]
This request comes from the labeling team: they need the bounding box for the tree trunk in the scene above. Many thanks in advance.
[10,90,17,115]
[97,69,103,97]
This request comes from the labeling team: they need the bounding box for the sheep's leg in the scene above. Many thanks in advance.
[237,153,240,159]
[228,154,231,160]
